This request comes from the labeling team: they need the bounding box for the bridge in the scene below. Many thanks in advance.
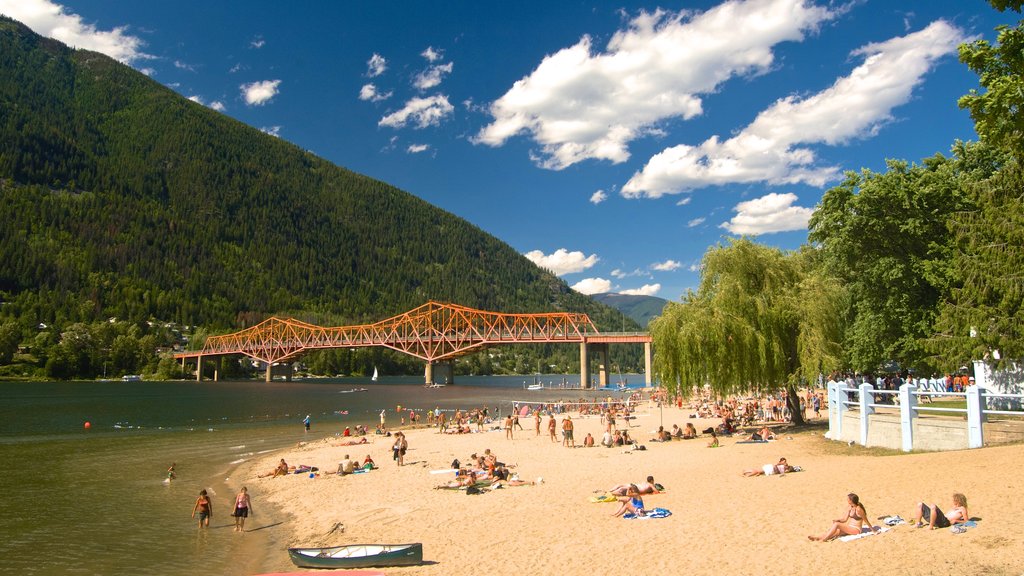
[174,301,652,385]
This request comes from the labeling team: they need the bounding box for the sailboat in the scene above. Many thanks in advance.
[372,367,378,382]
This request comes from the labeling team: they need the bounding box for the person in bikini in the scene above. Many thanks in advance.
[743,457,794,476]
[190,489,212,528]
[808,493,877,541]
[232,487,253,532]
[609,475,659,496]
[912,493,969,529]
[611,484,645,518]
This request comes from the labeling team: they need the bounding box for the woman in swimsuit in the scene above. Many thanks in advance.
[808,493,876,541]
[611,484,645,518]
[191,489,212,528]
[912,493,968,529]
[232,487,253,532]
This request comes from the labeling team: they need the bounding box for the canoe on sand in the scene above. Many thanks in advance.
[287,543,423,569]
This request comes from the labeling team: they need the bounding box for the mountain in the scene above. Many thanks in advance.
[590,293,669,327]
[0,16,635,335]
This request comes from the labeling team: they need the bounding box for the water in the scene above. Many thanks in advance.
[0,376,641,575]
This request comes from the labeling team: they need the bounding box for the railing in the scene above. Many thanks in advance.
[827,381,1024,451]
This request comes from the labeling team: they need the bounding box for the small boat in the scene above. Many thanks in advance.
[526,384,544,391]
[371,367,378,382]
[288,543,423,569]
[424,383,445,388]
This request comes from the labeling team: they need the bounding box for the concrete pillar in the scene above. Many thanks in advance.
[644,342,652,386]
[265,363,272,383]
[579,343,589,389]
[196,355,202,381]
[858,383,874,446]
[898,383,916,452]
[598,344,609,387]
[425,362,434,385]
[966,385,984,449]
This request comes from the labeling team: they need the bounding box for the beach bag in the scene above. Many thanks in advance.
[466,486,481,495]
[451,458,460,469]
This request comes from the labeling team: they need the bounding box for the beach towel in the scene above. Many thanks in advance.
[589,493,618,503]
[735,439,769,444]
[623,507,672,519]
[837,526,889,542]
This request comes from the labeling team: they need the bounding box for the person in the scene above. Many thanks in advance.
[706,430,719,448]
[652,426,671,442]
[611,484,645,518]
[303,414,311,432]
[812,393,822,418]
[750,426,776,441]
[337,454,356,475]
[562,416,574,447]
[912,493,969,529]
[610,476,659,496]
[583,432,595,447]
[808,493,876,541]
[362,454,376,470]
[548,414,557,442]
[743,457,793,476]
[343,426,351,437]
[601,430,613,447]
[504,415,513,440]
[683,423,697,439]
[259,458,289,478]
[379,409,386,428]
[167,463,176,481]
[392,432,407,466]
[191,489,212,528]
[534,410,542,436]
[232,487,253,532]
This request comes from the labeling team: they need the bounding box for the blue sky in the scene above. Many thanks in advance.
[1,0,1015,301]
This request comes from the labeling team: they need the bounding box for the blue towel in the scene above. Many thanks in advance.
[623,507,672,519]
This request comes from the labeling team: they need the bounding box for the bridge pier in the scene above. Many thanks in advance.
[644,342,652,386]
[580,343,590,389]
[196,354,203,381]
[264,362,293,382]
[596,344,610,387]
[425,361,453,385]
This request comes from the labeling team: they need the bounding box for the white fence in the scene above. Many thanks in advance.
[827,381,1024,451]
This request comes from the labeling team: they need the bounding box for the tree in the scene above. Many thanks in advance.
[0,322,19,364]
[650,239,844,425]
[807,144,1002,372]
[958,4,1024,154]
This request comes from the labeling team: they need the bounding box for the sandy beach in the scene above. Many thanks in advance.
[239,402,1023,576]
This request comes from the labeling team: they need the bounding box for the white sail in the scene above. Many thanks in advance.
[372,367,378,382]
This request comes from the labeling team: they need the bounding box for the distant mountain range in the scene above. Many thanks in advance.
[590,293,669,327]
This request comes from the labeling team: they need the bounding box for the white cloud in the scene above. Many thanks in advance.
[475,0,835,170]
[139,67,155,76]
[688,262,702,272]
[422,46,443,62]
[572,277,612,295]
[413,62,453,90]
[687,217,705,228]
[676,197,692,206]
[590,190,607,204]
[210,101,226,112]
[623,20,967,197]
[250,37,265,49]
[612,268,647,279]
[359,83,392,102]
[367,53,387,77]
[187,95,202,104]
[524,248,599,275]
[259,126,282,137]
[379,95,454,129]
[407,143,430,154]
[1,0,149,63]
[241,80,281,106]
[720,192,813,234]
[651,260,682,271]
[621,283,662,296]
[174,60,195,72]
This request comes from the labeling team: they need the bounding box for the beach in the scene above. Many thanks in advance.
[242,403,1024,576]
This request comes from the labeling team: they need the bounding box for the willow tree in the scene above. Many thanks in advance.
[651,239,845,425]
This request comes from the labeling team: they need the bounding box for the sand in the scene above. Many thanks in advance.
[239,403,1024,576]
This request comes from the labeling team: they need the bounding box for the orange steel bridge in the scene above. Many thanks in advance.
[174,301,652,385]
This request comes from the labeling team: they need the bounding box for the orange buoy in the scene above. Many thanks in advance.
[84,421,91,429]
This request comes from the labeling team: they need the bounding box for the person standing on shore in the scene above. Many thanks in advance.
[548,414,557,442]
[380,409,386,428]
[191,489,212,528]
[562,416,575,447]
[231,487,253,532]
[504,414,514,440]
[534,410,541,436]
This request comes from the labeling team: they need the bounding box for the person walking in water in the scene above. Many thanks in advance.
[232,487,253,532]
[303,414,311,432]
[191,489,212,528]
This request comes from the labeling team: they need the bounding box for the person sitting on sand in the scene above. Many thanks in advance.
[601,430,613,447]
[583,432,595,447]
[743,457,794,477]
[683,423,697,439]
[912,493,969,529]
[362,455,376,470]
[611,484,645,518]
[671,425,683,439]
[435,474,477,489]
[750,426,776,441]
[259,458,290,478]
[609,476,660,496]
[651,426,671,442]
[337,454,356,475]
[707,430,719,448]
[808,493,877,541]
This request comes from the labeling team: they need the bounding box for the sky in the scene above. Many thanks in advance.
[1,0,1016,302]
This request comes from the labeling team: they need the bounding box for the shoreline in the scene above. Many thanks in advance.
[245,404,1024,575]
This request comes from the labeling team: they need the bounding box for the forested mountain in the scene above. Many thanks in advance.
[0,17,638,378]
[590,293,669,328]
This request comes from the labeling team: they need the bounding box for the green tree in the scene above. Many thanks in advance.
[650,239,844,425]
[0,322,19,364]
[807,144,1002,372]
[958,3,1024,153]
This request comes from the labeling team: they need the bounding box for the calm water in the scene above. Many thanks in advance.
[0,375,638,576]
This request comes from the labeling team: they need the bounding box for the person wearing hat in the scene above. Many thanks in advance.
[561,415,575,447]
[303,414,311,432]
